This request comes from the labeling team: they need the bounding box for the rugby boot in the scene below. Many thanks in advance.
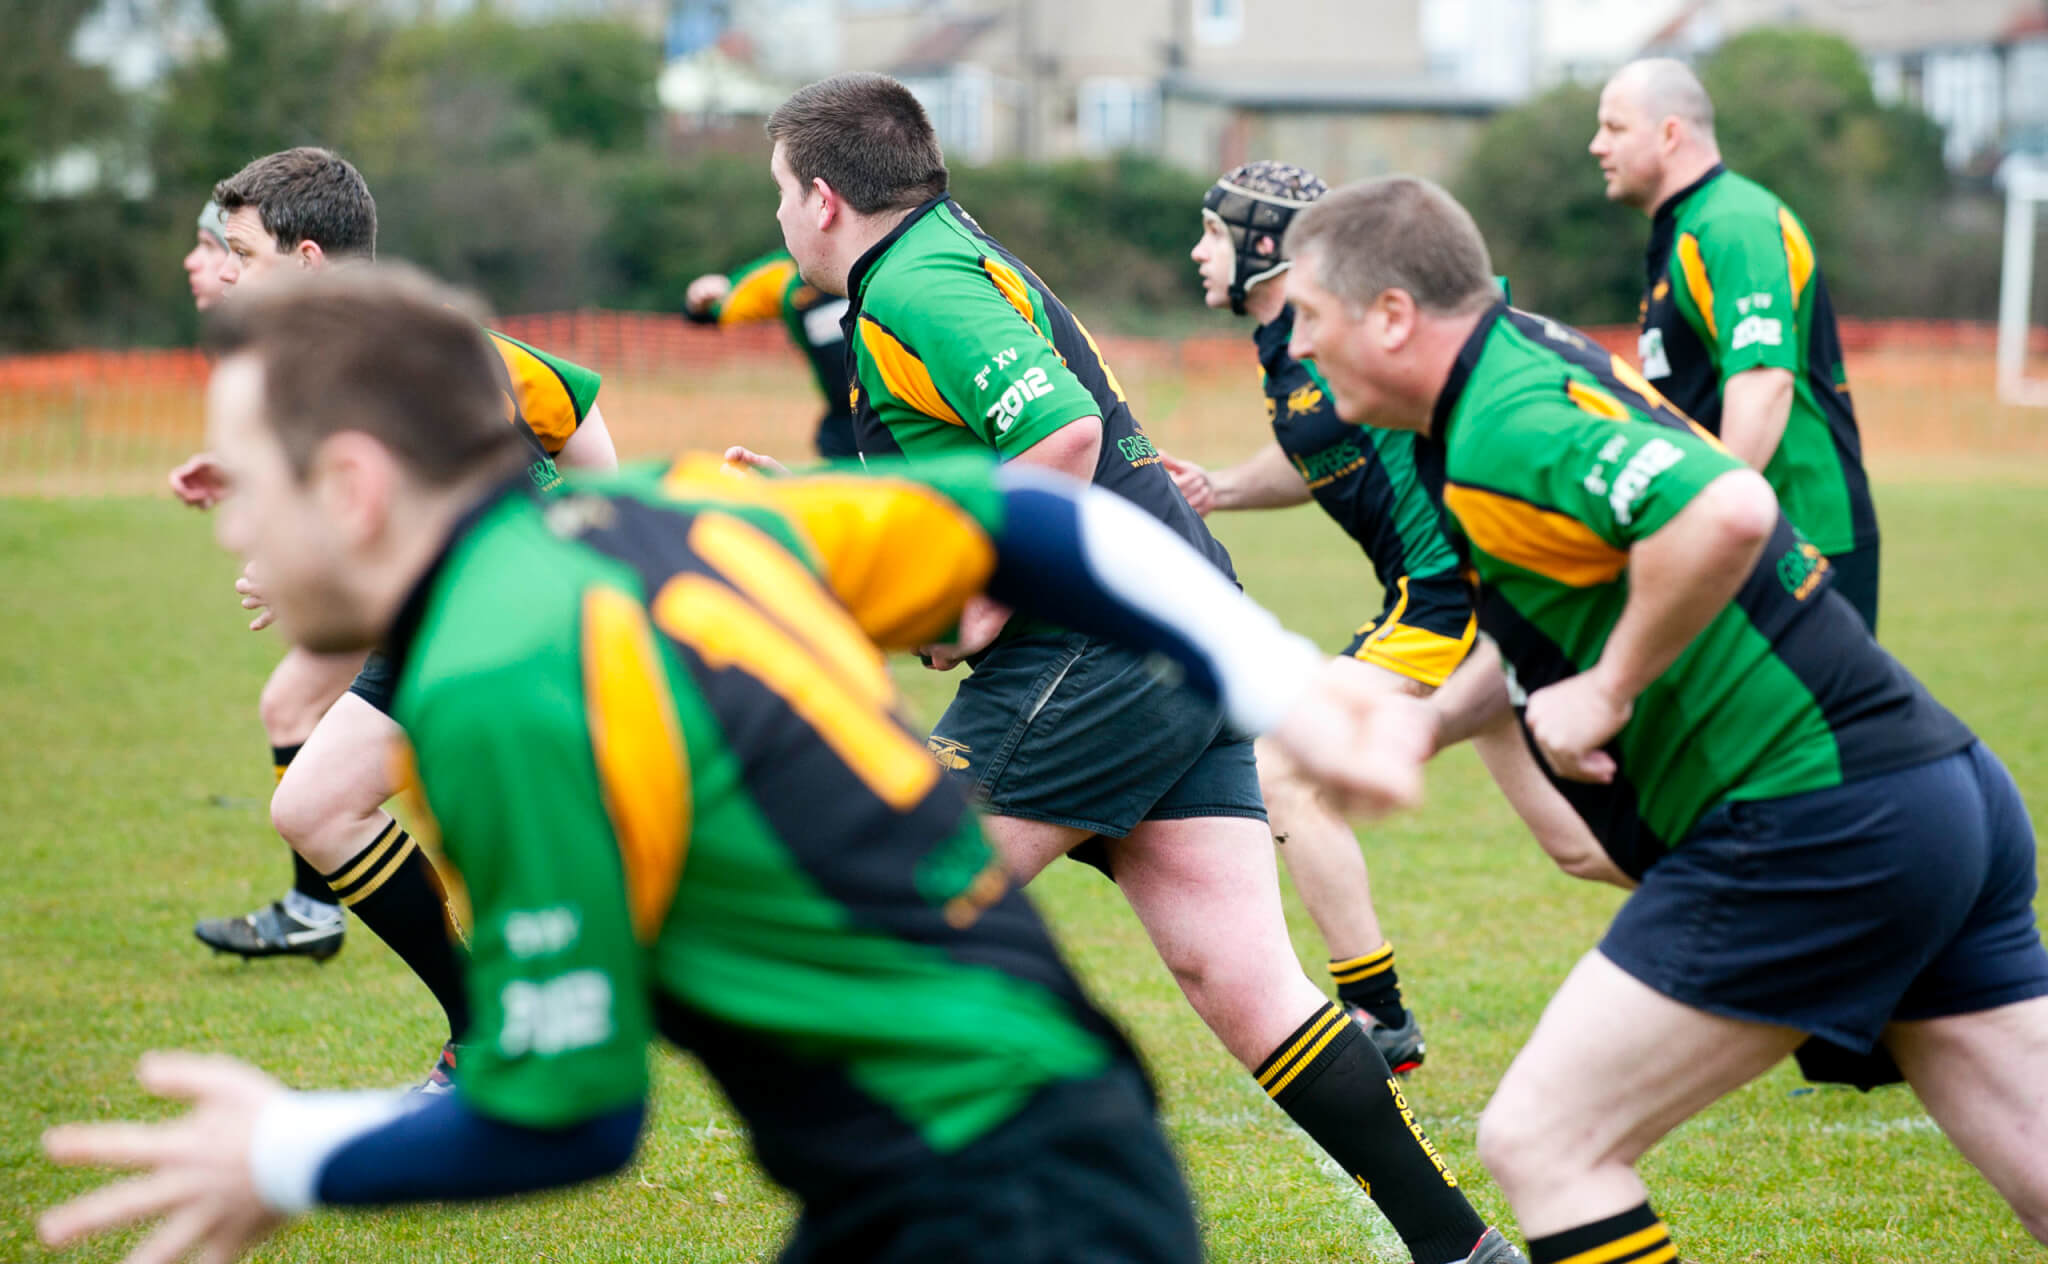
[1348,1004,1426,1074]
[195,899,345,961]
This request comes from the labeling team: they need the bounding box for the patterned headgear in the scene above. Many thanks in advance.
[197,199,228,246]
[1201,160,1329,315]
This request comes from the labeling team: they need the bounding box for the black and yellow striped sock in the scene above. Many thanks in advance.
[271,744,336,906]
[325,820,471,1041]
[1329,942,1407,1029]
[1255,1001,1486,1263]
[1527,1203,1672,1264]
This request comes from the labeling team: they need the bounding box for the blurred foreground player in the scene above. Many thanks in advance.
[41,263,1441,1264]
[1285,173,2048,1260]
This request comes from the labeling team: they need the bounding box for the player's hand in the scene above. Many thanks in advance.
[1523,671,1630,783]
[1161,453,1214,517]
[39,1052,290,1264]
[1266,658,1435,819]
[235,563,274,632]
[686,274,732,316]
[722,445,791,478]
[919,596,1013,671]
[168,453,227,510]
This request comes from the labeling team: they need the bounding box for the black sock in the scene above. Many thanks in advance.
[1331,943,1407,1028]
[1256,1001,1486,1263]
[272,744,339,908]
[326,821,471,1042]
[1527,1202,1670,1264]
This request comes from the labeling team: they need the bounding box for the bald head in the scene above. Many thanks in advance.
[1592,58,1723,212]
[1611,59,1716,142]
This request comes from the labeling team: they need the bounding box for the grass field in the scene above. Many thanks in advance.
[5,469,2047,1262]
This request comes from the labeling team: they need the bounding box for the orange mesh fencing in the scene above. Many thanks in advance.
[3,311,2044,496]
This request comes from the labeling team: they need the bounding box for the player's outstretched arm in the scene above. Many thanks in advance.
[1163,442,1310,517]
[39,1051,644,1261]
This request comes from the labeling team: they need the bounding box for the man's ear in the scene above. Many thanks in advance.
[1376,289,1420,351]
[812,177,841,231]
[311,431,392,549]
[297,240,327,270]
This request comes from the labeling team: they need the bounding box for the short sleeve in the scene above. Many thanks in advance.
[861,260,1102,456]
[405,653,656,1129]
[719,254,800,326]
[1541,405,1748,546]
[487,331,603,455]
[1681,215,1800,377]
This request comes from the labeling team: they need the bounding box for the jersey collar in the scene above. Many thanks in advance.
[845,194,952,306]
[1646,163,1726,275]
[382,474,532,676]
[1252,305,1297,376]
[1428,299,1507,446]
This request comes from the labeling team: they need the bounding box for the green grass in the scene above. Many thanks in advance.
[4,478,2045,1262]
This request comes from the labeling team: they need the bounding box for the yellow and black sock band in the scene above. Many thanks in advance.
[1329,943,1396,986]
[270,742,303,786]
[325,822,418,908]
[1254,1001,1356,1102]
[1528,1202,1673,1264]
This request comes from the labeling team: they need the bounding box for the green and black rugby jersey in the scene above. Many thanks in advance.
[1428,302,1970,878]
[842,195,1235,581]
[686,249,852,426]
[383,454,1128,1201]
[1639,164,1875,557]
[1257,307,1462,605]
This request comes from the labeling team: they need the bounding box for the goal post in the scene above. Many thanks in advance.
[1997,162,2048,407]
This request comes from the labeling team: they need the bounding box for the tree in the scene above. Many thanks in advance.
[1453,83,1644,326]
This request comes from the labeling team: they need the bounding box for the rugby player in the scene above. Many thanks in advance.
[685,249,857,459]
[39,264,1438,1264]
[1284,174,2048,1261]
[1593,58,1880,629]
[733,74,1523,1264]
[183,201,230,312]
[168,147,618,1089]
[1165,162,1621,1069]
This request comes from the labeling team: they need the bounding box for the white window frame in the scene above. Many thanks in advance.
[1076,77,1160,155]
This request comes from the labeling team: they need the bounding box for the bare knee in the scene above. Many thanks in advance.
[1476,1092,1552,1196]
[258,671,324,746]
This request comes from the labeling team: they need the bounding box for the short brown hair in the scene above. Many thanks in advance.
[213,147,377,259]
[205,264,524,486]
[1283,176,1495,315]
[767,73,948,215]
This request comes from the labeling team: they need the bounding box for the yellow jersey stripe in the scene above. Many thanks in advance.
[582,587,691,944]
[686,512,894,705]
[1257,1005,1347,1089]
[1566,379,1631,422]
[1443,483,1628,588]
[1779,207,1814,310]
[859,317,965,426]
[1551,1223,1671,1264]
[1676,233,1716,342]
